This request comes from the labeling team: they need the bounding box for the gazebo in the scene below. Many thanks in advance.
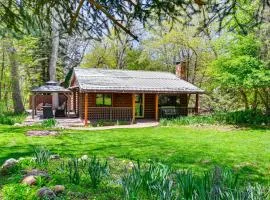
[31,81,71,119]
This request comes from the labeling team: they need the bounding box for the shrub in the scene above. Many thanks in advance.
[33,147,51,168]
[86,156,109,189]
[143,162,175,200]
[59,158,81,185]
[160,109,270,126]
[41,118,57,128]
[121,161,143,200]
[1,184,35,200]
[0,112,27,125]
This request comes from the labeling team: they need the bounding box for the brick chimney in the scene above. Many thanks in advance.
[175,60,187,80]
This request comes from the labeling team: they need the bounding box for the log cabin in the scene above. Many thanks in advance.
[69,61,204,126]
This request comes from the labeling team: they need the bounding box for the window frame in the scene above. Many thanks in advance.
[95,94,112,107]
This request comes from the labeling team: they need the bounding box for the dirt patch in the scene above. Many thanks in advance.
[188,124,245,132]
[26,130,58,137]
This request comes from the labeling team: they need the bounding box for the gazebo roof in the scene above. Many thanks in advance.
[32,81,71,93]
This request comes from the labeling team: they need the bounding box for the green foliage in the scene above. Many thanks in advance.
[160,110,270,126]
[41,118,57,128]
[210,34,270,111]
[143,162,175,199]
[1,184,36,200]
[86,156,109,189]
[60,158,81,185]
[120,162,270,200]
[33,147,51,167]
[121,161,143,200]
[0,112,27,125]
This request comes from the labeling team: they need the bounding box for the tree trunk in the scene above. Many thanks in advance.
[49,9,59,81]
[6,40,25,113]
[240,89,249,110]
[252,89,258,110]
[49,9,60,108]
[0,47,5,101]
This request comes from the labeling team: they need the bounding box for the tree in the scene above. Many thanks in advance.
[49,9,59,81]
[210,34,270,111]
[4,38,25,113]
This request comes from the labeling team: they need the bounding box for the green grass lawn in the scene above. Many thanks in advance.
[0,125,269,183]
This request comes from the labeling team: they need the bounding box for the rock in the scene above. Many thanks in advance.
[13,123,23,127]
[26,130,58,137]
[201,159,211,164]
[1,158,18,169]
[50,154,60,160]
[127,161,134,169]
[22,175,36,185]
[81,155,88,160]
[108,156,115,161]
[53,185,65,194]
[24,169,50,179]
[37,187,56,200]
[18,157,26,162]
[0,158,18,175]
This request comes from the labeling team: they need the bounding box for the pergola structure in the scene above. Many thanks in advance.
[31,81,71,119]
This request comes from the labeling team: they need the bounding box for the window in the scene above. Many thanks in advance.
[159,95,180,107]
[96,94,112,106]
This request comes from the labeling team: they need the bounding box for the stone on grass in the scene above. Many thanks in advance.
[26,130,58,137]
[37,187,56,200]
[81,155,88,160]
[108,156,115,161]
[53,185,65,194]
[201,159,211,164]
[24,169,50,179]
[22,175,36,186]
[0,158,18,175]
[127,161,134,169]
[18,157,26,162]
[50,154,60,160]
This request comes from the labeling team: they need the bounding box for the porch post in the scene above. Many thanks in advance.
[155,94,159,121]
[32,94,35,119]
[195,93,199,115]
[84,93,88,126]
[132,94,136,123]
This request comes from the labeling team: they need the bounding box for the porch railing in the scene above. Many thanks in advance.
[159,107,197,118]
[89,107,132,121]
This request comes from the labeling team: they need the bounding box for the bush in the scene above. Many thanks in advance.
[121,162,270,200]
[33,147,51,168]
[41,118,57,128]
[0,112,27,125]
[87,156,109,189]
[160,109,270,126]
[1,184,35,200]
[121,161,143,200]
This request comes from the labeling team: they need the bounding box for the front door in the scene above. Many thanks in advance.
[135,94,144,118]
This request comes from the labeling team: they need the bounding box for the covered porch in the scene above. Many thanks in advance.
[71,91,200,126]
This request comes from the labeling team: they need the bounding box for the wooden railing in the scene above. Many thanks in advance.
[159,107,197,118]
[89,107,132,121]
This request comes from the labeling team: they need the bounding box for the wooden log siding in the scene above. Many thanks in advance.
[79,93,133,121]
[144,94,156,119]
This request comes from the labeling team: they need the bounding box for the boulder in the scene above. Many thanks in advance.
[0,158,18,175]
[127,161,134,169]
[24,169,50,179]
[37,187,56,200]
[81,155,88,160]
[53,185,65,194]
[22,175,36,186]
[50,154,60,160]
